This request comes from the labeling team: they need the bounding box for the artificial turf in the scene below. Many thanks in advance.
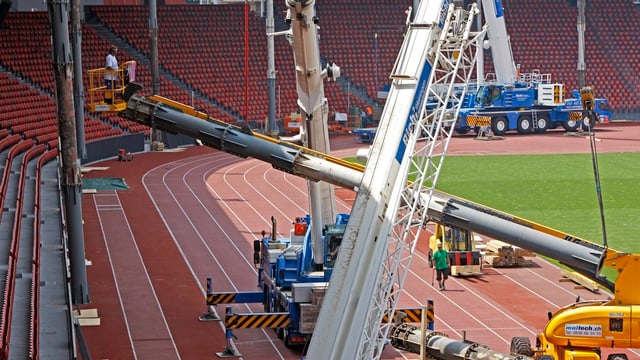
[436,152,640,253]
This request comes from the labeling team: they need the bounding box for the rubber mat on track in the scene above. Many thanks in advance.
[83,177,129,191]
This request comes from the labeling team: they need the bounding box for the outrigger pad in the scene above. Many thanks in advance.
[215,347,242,358]
[198,309,220,322]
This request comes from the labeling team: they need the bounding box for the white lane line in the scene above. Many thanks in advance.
[93,191,180,360]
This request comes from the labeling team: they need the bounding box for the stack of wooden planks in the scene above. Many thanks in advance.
[483,239,535,267]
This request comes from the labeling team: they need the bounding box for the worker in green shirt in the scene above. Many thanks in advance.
[432,241,450,291]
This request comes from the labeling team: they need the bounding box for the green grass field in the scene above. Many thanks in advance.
[436,152,640,253]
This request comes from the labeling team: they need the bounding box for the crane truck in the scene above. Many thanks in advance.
[351,0,612,143]
[203,0,347,350]
[455,0,611,136]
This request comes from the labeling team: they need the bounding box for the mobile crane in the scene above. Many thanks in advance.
[204,0,347,349]
[351,0,612,143]
[455,0,612,136]
[118,1,638,359]
[307,1,488,357]
[284,0,341,270]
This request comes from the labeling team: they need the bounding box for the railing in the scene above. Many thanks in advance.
[0,142,47,360]
[28,148,58,360]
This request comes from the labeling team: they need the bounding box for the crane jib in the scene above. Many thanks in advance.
[395,60,433,164]
[492,0,504,18]
[438,0,452,28]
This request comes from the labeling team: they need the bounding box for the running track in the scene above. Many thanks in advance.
[80,124,640,359]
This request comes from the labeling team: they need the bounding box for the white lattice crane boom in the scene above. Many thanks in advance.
[306,1,486,358]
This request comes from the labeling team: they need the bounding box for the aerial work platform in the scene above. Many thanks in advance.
[87,60,136,112]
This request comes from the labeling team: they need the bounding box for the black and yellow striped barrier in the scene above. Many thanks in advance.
[207,293,237,305]
[569,111,583,121]
[224,312,291,329]
[465,115,492,127]
[426,300,434,330]
[382,308,423,323]
[206,291,263,305]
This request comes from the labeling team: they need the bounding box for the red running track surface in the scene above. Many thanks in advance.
[80,123,640,359]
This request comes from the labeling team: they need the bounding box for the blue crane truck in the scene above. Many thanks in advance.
[455,77,611,136]
[256,214,348,346]
[352,81,611,142]
[205,214,352,348]
[205,213,422,350]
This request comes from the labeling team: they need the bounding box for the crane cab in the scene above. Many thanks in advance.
[429,223,483,277]
[87,60,136,112]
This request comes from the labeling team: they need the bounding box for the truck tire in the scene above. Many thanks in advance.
[264,287,272,312]
[607,354,629,360]
[509,336,533,356]
[562,120,579,132]
[491,116,508,136]
[534,114,550,134]
[517,115,532,134]
[283,329,293,348]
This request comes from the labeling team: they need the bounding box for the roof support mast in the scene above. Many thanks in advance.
[306,1,486,358]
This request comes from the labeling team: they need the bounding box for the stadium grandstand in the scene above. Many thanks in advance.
[0,0,639,357]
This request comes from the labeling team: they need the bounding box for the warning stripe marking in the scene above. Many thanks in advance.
[465,115,492,127]
[382,308,423,323]
[569,112,582,121]
[225,313,290,329]
[207,293,236,305]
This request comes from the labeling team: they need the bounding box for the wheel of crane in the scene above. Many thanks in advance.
[509,336,534,356]
[491,116,508,136]
[283,328,294,348]
[517,115,533,134]
[534,114,550,134]
[607,354,629,360]
[264,287,271,312]
[455,127,470,135]
[562,119,579,132]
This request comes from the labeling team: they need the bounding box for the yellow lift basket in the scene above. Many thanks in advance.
[87,60,136,112]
